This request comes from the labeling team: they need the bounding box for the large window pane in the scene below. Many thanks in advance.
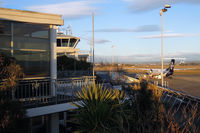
[13,22,50,77]
[0,20,11,35]
[57,39,61,47]
[13,22,49,50]
[14,50,50,77]
[69,38,76,47]
[62,39,68,47]
[0,49,11,57]
[0,20,11,50]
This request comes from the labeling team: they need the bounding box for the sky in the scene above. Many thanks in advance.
[1,0,200,63]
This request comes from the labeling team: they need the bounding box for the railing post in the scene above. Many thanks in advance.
[177,97,184,112]
[11,88,15,100]
[163,92,168,102]
[72,80,74,90]
[185,100,190,109]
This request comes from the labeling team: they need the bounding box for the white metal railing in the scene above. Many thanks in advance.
[56,76,94,103]
[13,76,95,108]
[15,79,51,100]
[154,84,200,113]
[120,73,200,112]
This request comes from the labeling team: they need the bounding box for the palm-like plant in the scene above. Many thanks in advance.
[73,84,126,133]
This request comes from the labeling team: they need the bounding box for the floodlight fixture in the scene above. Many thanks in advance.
[164,4,171,8]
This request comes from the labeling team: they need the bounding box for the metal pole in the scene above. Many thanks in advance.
[161,11,164,87]
[112,45,114,73]
[11,22,14,56]
[92,12,95,86]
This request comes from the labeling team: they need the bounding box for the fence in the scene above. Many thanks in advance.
[121,73,200,113]
[158,85,200,112]
[56,76,94,103]
[13,76,94,108]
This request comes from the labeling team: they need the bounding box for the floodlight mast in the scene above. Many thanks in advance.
[160,4,171,87]
[92,12,95,86]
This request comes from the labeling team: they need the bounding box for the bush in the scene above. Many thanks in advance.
[69,79,200,133]
[73,84,128,133]
[125,79,200,133]
[0,53,27,133]
[0,53,24,91]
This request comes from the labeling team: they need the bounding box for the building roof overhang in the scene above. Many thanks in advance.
[57,35,80,40]
[0,7,64,26]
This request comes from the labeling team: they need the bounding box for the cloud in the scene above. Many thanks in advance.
[27,0,99,19]
[80,36,111,44]
[123,0,200,13]
[163,52,200,62]
[138,33,200,39]
[95,25,160,33]
[95,39,111,44]
[95,52,200,63]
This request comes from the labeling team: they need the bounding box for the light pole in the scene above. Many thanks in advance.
[112,45,114,73]
[160,4,171,87]
[92,12,95,86]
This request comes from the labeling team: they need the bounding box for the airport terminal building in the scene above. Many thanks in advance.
[0,7,93,133]
[0,7,62,78]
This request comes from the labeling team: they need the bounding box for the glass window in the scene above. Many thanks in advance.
[13,22,50,50]
[13,22,50,77]
[14,50,50,77]
[0,20,11,35]
[62,39,68,47]
[0,21,51,77]
[69,38,77,47]
[0,49,11,57]
[57,39,61,47]
[0,20,11,50]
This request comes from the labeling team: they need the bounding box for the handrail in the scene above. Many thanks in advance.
[121,73,200,104]
[10,76,95,108]
[158,86,200,103]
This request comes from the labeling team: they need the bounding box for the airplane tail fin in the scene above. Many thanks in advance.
[165,59,175,77]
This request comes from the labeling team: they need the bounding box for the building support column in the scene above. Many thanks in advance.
[29,118,33,133]
[50,113,59,133]
[64,112,67,128]
[50,25,57,97]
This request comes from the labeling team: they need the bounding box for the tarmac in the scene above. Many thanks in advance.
[158,75,200,98]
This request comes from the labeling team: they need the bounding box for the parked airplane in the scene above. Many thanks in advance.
[147,59,175,79]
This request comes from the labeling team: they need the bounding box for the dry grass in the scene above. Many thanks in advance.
[128,81,200,133]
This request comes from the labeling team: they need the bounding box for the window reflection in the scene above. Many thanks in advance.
[69,38,76,47]
[57,39,61,47]
[56,38,78,47]
[0,21,50,78]
[0,21,11,35]
[13,22,50,77]
[13,22,50,50]
[14,50,50,77]
[0,21,11,49]
[62,39,68,47]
